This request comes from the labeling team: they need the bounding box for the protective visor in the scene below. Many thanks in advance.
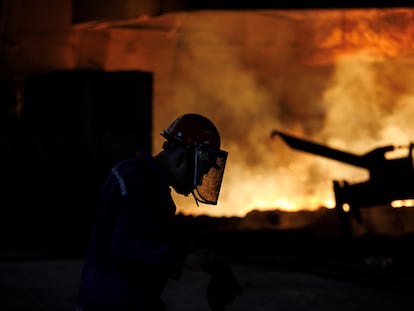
[192,146,228,205]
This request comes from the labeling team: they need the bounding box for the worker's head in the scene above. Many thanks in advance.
[160,113,228,205]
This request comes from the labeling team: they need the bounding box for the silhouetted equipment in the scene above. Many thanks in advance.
[271,130,414,234]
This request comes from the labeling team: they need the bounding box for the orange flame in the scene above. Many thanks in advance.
[102,8,414,217]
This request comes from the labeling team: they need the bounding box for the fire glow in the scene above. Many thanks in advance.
[100,8,414,217]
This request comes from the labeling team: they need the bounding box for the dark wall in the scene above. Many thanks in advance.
[0,70,152,253]
[72,0,414,25]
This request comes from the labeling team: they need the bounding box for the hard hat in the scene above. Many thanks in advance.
[161,113,221,150]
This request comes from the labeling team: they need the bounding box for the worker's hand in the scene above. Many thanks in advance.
[207,265,243,311]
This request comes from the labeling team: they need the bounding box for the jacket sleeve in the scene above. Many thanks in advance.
[109,170,185,281]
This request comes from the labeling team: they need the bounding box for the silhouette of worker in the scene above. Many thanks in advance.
[76,113,242,311]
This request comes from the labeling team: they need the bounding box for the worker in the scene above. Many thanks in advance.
[76,113,241,311]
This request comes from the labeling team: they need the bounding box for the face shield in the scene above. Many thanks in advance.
[191,146,228,205]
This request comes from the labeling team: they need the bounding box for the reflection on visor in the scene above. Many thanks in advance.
[192,147,228,205]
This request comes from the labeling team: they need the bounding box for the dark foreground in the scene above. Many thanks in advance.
[1,230,413,311]
[0,256,412,311]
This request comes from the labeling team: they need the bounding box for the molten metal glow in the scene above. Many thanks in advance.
[391,199,414,208]
[106,8,414,217]
[341,203,351,213]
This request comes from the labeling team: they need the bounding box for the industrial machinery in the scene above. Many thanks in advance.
[271,130,414,233]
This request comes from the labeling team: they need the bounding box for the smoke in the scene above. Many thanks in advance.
[319,56,414,148]
[147,9,414,217]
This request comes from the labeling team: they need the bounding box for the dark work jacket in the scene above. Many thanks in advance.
[77,149,182,311]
